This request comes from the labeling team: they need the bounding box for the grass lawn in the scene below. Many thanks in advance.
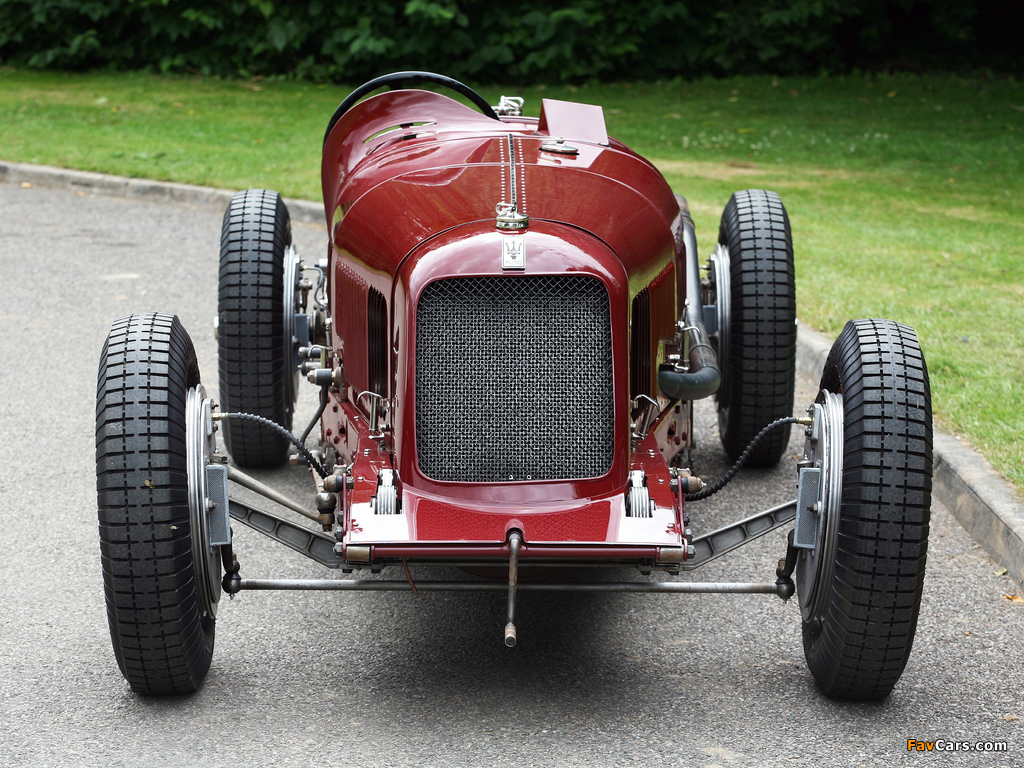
[2,68,1022,491]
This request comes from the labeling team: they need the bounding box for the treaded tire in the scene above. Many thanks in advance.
[803,319,932,700]
[716,189,796,466]
[218,189,294,467]
[96,313,215,695]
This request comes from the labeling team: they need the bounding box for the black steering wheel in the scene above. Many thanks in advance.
[323,71,500,147]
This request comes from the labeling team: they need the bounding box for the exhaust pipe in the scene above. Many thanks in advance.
[658,215,721,401]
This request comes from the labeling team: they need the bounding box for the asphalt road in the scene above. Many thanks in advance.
[1,181,1022,768]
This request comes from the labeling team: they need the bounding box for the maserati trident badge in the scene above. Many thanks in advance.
[502,235,526,270]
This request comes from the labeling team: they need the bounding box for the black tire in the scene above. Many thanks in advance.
[96,313,215,695]
[218,189,295,467]
[802,319,932,700]
[716,189,796,466]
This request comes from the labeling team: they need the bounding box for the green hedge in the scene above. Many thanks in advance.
[0,0,1018,82]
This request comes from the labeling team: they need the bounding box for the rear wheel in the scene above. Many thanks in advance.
[714,189,796,466]
[96,313,218,695]
[797,319,932,700]
[217,189,298,467]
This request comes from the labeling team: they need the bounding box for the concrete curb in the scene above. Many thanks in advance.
[5,159,1022,585]
[797,323,1024,587]
[0,160,326,224]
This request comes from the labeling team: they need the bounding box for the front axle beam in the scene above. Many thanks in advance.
[230,578,787,596]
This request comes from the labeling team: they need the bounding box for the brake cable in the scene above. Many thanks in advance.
[685,416,810,502]
[213,411,330,479]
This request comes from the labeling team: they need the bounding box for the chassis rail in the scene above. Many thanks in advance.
[227,498,797,572]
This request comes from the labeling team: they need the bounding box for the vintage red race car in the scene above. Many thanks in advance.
[96,72,933,701]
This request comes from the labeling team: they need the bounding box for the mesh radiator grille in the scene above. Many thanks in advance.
[416,275,614,483]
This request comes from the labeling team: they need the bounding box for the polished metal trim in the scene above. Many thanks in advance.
[540,138,579,155]
[796,390,845,622]
[625,470,653,518]
[501,234,526,269]
[496,134,529,231]
[282,243,301,408]
[708,243,731,390]
[508,134,518,208]
[236,578,787,595]
[372,468,400,515]
[493,95,524,117]
[186,387,222,618]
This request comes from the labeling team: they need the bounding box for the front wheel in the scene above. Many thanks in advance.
[796,319,932,700]
[96,313,219,695]
[217,189,298,467]
[714,189,796,466]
